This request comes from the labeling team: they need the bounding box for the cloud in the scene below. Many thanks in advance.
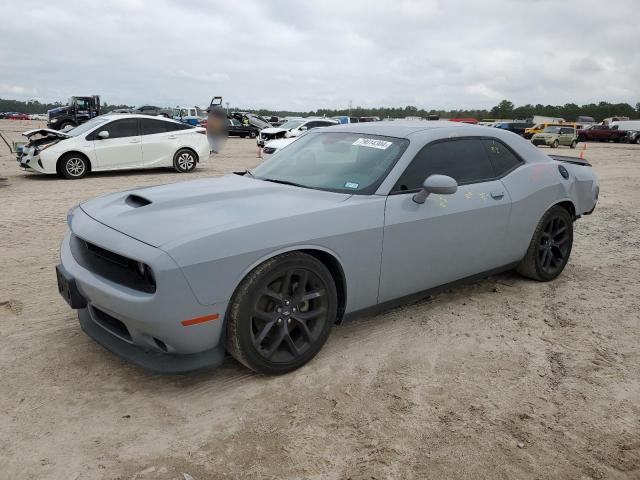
[0,0,638,110]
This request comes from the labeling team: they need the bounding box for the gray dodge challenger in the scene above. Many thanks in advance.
[57,122,599,374]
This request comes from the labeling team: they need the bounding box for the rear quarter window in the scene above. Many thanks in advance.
[483,139,523,177]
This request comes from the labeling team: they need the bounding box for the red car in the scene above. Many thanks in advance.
[7,113,30,120]
[578,124,627,142]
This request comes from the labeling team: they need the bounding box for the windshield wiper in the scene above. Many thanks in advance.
[259,178,309,189]
[244,169,254,178]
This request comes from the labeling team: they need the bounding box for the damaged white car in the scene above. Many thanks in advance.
[17,114,210,179]
[257,118,338,147]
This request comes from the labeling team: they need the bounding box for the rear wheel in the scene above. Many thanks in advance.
[249,130,257,139]
[570,140,577,149]
[517,206,573,281]
[59,153,89,179]
[59,121,75,131]
[173,148,197,173]
[226,252,337,374]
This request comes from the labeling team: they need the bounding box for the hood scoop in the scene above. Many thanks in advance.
[125,194,152,208]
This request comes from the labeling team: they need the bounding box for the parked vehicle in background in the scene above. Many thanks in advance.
[448,118,478,124]
[132,105,173,118]
[524,122,576,139]
[18,114,209,179]
[576,116,596,128]
[603,116,629,125]
[257,118,339,147]
[494,122,534,136]
[56,121,599,373]
[577,124,627,142]
[47,96,101,131]
[531,126,577,148]
[625,129,640,144]
[7,113,30,120]
[231,112,272,130]
[174,107,202,126]
[531,116,564,125]
[227,118,259,138]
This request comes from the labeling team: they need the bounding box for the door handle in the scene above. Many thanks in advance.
[490,191,505,200]
[167,135,177,139]
[129,138,140,143]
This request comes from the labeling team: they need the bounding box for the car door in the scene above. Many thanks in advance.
[91,118,142,169]
[379,138,513,303]
[140,118,180,167]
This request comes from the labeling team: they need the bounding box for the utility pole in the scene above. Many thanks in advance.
[225,102,230,114]
[348,100,352,118]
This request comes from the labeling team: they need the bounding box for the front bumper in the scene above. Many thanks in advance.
[59,208,227,372]
[531,137,552,146]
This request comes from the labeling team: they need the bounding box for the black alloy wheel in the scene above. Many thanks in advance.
[226,252,337,374]
[517,205,573,281]
[537,215,572,277]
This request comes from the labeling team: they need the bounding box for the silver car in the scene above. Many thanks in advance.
[57,122,599,374]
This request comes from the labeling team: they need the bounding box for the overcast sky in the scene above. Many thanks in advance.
[1,0,638,111]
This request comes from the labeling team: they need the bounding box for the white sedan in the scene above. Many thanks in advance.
[261,137,297,161]
[18,114,210,179]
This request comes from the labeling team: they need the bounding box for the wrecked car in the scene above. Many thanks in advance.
[257,118,339,147]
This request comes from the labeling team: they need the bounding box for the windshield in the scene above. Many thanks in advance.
[251,132,409,194]
[279,120,304,130]
[543,126,561,133]
[66,117,110,137]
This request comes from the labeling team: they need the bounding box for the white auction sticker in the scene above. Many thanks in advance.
[352,138,392,150]
[344,181,359,189]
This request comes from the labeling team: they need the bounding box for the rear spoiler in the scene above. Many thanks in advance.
[549,154,591,167]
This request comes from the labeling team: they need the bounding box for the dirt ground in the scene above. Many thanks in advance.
[0,119,638,480]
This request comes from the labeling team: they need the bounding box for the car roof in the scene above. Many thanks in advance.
[100,113,184,124]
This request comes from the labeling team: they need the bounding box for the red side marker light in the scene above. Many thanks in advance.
[181,313,219,326]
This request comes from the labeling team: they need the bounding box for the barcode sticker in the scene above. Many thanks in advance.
[352,138,392,150]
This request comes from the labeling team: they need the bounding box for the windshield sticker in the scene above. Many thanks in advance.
[353,138,392,150]
[344,181,359,189]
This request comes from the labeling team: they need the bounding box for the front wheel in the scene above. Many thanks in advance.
[226,252,337,374]
[517,206,573,281]
[59,153,89,179]
[173,148,197,173]
[551,140,559,148]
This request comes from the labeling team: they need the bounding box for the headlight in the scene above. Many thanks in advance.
[284,131,292,138]
[50,118,58,123]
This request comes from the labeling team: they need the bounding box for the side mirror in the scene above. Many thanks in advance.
[299,126,308,131]
[97,130,109,139]
[413,174,458,204]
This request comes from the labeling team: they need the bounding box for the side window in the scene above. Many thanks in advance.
[304,121,318,129]
[100,118,139,139]
[140,118,168,135]
[393,139,495,192]
[483,139,522,177]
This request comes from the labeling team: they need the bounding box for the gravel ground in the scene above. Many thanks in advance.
[0,119,638,479]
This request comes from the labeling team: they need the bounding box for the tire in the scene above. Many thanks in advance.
[516,205,573,281]
[59,121,75,131]
[173,148,197,173]
[249,130,257,139]
[636,136,640,145]
[551,140,559,148]
[570,140,577,149]
[226,252,338,374]
[59,153,89,179]
[240,134,246,139]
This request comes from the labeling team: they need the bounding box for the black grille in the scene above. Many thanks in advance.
[70,235,156,293]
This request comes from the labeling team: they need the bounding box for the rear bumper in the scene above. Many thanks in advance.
[59,208,228,371]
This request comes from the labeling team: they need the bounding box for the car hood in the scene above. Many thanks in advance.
[79,174,351,248]
[22,128,72,140]
[264,138,297,149]
[260,127,288,135]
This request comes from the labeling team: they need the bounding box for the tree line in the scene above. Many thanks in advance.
[2,97,639,122]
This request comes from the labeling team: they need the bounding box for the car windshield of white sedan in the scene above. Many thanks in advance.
[66,117,109,137]
[251,132,409,194]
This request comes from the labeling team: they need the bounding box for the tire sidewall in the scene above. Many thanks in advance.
[533,206,573,281]
[228,254,337,374]
[173,148,197,173]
